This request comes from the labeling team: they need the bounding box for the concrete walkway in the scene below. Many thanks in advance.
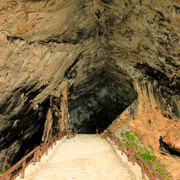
[16,135,137,180]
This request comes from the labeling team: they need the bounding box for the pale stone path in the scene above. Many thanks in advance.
[16,135,137,180]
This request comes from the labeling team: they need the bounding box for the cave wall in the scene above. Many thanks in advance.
[0,0,179,177]
[108,79,180,179]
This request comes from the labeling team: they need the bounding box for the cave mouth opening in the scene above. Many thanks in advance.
[69,94,137,134]
[68,72,138,134]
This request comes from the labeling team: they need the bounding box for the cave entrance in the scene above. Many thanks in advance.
[68,68,138,134]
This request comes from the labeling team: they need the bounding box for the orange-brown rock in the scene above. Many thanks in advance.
[108,80,180,179]
[163,128,180,153]
[42,80,71,142]
[42,108,53,143]
[58,80,71,137]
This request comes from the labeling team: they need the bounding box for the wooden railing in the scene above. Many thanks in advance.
[106,130,164,180]
[96,127,98,137]
[0,131,66,180]
[96,127,105,137]
[72,128,78,137]
[40,131,65,157]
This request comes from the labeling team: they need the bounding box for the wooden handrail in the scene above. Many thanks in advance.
[106,130,164,180]
[40,132,63,157]
[0,131,66,180]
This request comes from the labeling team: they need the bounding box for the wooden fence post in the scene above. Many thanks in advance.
[96,128,98,137]
[5,173,11,180]
[21,161,26,179]
[39,148,41,162]
[128,148,131,162]
[132,155,135,165]
[51,142,53,149]
[46,146,48,155]
[33,151,36,165]
[141,162,146,179]
[121,148,123,155]
[152,173,156,180]
[36,148,40,162]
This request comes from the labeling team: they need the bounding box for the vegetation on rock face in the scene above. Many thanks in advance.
[0,166,10,175]
[119,131,169,180]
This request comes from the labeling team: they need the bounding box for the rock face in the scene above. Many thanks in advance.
[0,0,179,178]
[42,80,71,143]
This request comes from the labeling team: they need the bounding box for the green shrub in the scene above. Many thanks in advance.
[118,131,169,180]
[138,151,156,164]
[126,133,136,141]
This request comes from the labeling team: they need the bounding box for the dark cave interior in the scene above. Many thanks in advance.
[68,69,137,134]
[159,136,180,157]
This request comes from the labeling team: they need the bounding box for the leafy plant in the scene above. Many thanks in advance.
[153,159,169,180]
[126,133,136,141]
[120,132,124,137]
[122,139,132,147]
[138,151,156,164]
[134,131,142,140]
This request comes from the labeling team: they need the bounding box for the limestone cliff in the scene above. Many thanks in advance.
[0,0,179,178]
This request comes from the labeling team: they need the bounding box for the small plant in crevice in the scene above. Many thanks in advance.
[133,98,138,103]
[119,131,169,180]
[0,166,10,174]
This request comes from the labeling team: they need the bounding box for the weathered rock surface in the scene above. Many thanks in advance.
[0,0,179,178]
[42,80,71,143]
